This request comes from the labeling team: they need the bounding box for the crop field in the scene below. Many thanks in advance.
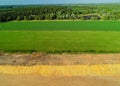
[1,31,120,53]
[0,21,120,53]
[0,21,120,31]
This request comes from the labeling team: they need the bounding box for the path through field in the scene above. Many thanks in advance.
[0,53,120,86]
[0,53,120,65]
[0,75,120,86]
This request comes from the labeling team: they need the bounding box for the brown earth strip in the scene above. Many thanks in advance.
[0,53,120,65]
[0,75,120,86]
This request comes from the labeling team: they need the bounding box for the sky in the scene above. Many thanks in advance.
[0,0,120,5]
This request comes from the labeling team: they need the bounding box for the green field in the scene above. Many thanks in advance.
[1,21,120,53]
[1,21,120,31]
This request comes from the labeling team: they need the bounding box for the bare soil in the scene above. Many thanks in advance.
[0,52,120,65]
[0,53,120,86]
[0,75,120,86]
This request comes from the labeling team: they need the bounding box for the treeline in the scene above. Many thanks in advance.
[1,5,120,22]
[0,6,76,22]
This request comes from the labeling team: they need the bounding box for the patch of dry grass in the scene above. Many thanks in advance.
[0,64,120,76]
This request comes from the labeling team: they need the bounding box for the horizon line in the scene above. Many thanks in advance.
[0,2,120,6]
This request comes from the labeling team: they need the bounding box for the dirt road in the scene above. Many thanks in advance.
[0,53,120,86]
[0,53,120,65]
[0,75,120,86]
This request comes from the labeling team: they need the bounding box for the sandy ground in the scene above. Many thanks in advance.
[0,75,120,86]
[0,53,120,65]
[0,53,120,86]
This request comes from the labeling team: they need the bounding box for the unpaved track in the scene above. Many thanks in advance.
[0,53,120,86]
[0,53,120,65]
[0,75,120,86]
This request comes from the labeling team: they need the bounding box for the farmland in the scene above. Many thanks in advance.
[1,21,120,31]
[0,21,120,53]
[1,4,120,86]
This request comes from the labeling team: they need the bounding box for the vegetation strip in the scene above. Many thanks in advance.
[1,31,120,53]
[0,64,120,76]
[1,4,120,22]
[1,21,120,31]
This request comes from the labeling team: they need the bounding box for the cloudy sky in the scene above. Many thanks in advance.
[0,0,120,5]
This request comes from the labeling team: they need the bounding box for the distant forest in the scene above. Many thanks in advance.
[0,4,120,22]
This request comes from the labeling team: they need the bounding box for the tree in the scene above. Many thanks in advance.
[102,16,109,20]
[39,15,45,20]
[29,15,34,20]
[24,16,29,20]
[17,16,24,21]
[6,16,12,21]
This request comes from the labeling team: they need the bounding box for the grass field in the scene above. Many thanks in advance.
[0,31,120,53]
[0,21,120,31]
[1,21,120,53]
